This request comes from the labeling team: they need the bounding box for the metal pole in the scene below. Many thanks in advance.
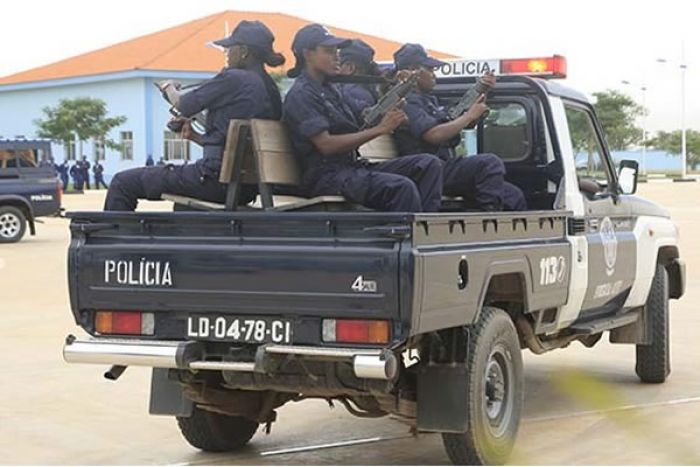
[681,64,687,178]
[641,86,647,175]
[680,39,688,179]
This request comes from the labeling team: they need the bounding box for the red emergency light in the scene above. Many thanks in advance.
[500,55,567,79]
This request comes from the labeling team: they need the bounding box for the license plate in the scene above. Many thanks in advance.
[186,315,293,344]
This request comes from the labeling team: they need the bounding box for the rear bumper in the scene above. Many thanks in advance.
[62,335,398,380]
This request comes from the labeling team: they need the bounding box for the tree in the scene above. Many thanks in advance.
[34,97,127,157]
[647,130,700,171]
[591,90,646,150]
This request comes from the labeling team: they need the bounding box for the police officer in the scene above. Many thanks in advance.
[93,161,108,189]
[79,156,91,190]
[56,160,69,192]
[70,162,83,191]
[283,24,443,212]
[104,20,285,211]
[337,39,381,122]
[392,44,527,211]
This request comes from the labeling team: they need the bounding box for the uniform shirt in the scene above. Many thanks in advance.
[283,71,361,186]
[394,90,460,160]
[178,63,280,148]
[339,83,378,124]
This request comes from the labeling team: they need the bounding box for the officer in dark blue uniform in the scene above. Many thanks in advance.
[104,20,285,211]
[283,25,443,212]
[79,156,91,189]
[55,160,69,192]
[93,161,108,189]
[337,39,380,122]
[392,44,527,211]
[69,162,83,191]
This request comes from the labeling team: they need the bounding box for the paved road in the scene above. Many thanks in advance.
[0,184,698,465]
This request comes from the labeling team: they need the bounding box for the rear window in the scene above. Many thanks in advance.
[460,102,530,161]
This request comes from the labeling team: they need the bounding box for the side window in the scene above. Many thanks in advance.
[163,131,190,162]
[120,131,134,161]
[459,102,530,161]
[564,104,611,190]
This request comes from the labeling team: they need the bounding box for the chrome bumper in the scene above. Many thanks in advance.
[62,335,398,380]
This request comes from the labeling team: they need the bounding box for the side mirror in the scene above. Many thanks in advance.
[617,159,639,195]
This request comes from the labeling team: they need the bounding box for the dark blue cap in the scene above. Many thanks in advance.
[291,24,351,55]
[339,39,375,65]
[213,20,275,51]
[394,43,447,70]
[288,24,351,77]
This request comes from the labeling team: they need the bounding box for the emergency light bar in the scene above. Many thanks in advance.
[434,55,567,79]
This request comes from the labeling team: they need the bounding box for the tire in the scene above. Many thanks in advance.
[442,307,523,465]
[0,206,27,243]
[635,264,670,383]
[176,405,259,452]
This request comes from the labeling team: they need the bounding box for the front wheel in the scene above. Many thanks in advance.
[0,206,27,243]
[635,264,671,383]
[442,306,524,465]
[177,405,259,452]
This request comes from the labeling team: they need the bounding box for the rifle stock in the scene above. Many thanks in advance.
[154,81,207,135]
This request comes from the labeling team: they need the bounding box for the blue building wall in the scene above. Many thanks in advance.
[611,150,682,171]
[0,71,213,182]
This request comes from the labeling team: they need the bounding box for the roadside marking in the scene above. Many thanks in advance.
[524,395,700,423]
[260,434,413,456]
[175,434,413,465]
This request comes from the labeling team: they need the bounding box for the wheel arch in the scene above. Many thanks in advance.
[0,196,35,235]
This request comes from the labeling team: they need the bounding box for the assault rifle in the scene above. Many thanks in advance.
[360,72,419,129]
[154,81,207,136]
[447,72,495,120]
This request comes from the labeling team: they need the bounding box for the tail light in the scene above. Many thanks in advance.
[95,311,154,335]
[56,181,62,206]
[322,319,390,344]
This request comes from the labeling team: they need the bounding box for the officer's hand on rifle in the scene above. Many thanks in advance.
[461,94,489,126]
[377,108,408,134]
[180,119,204,145]
[395,70,414,82]
[482,71,497,89]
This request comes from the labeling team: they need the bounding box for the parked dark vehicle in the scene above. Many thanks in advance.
[0,139,62,242]
[62,56,685,464]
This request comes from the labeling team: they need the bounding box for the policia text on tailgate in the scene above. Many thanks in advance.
[62,52,684,465]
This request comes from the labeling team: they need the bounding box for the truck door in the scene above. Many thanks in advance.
[562,102,637,316]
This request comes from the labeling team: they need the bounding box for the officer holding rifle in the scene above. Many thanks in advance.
[282,24,443,212]
[103,20,284,211]
[392,43,527,211]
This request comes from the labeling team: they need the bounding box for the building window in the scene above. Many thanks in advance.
[93,137,106,161]
[64,140,76,161]
[163,131,190,161]
[120,131,133,161]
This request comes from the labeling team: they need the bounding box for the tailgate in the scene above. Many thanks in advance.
[68,212,411,341]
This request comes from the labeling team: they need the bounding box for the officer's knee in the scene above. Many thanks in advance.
[474,153,505,174]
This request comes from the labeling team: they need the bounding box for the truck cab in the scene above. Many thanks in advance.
[62,56,684,465]
[0,139,62,242]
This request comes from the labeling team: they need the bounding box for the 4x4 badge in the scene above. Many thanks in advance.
[351,275,377,293]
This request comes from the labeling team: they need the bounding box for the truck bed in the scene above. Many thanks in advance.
[67,210,572,344]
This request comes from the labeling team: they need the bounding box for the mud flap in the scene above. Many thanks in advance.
[149,368,193,417]
[416,364,469,433]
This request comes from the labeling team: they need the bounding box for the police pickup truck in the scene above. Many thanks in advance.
[63,56,685,465]
[0,139,62,242]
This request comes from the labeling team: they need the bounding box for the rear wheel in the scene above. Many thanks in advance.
[0,206,27,243]
[635,264,671,383]
[177,405,259,452]
[442,307,523,465]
